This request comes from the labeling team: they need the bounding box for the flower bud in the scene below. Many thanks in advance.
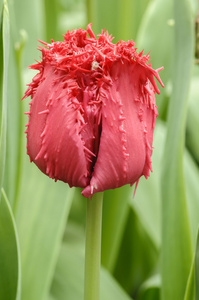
[23,24,164,198]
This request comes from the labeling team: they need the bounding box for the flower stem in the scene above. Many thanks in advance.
[84,192,103,300]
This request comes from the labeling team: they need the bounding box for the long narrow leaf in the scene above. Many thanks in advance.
[184,228,199,300]
[196,229,199,299]
[184,257,195,300]
[87,0,150,42]
[186,76,199,163]
[185,150,199,246]
[161,0,194,299]
[113,208,158,294]
[0,0,9,198]
[117,0,150,41]
[137,274,161,300]
[0,188,21,300]
[131,121,166,250]
[43,0,59,42]
[16,162,74,300]
[101,186,130,273]
[136,0,173,118]
[50,227,132,300]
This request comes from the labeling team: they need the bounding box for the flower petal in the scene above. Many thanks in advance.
[82,60,158,197]
[26,66,89,188]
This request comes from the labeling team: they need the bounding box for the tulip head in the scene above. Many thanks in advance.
[23,24,164,198]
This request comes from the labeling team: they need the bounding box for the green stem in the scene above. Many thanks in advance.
[84,192,103,300]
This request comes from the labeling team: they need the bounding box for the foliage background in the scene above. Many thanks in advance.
[0,0,199,299]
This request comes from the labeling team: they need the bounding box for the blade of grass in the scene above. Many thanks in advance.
[161,0,194,299]
[0,188,21,300]
[0,0,9,199]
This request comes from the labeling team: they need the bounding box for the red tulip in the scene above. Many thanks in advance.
[23,24,164,198]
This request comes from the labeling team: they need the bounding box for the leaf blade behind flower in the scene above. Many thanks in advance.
[15,161,74,300]
[184,257,195,300]
[50,224,133,300]
[195,229,199,299]
[136,0,174,119]
[161,0,194,299]
[0,189,21,300]
[0,0,9,199]
[101,186,131,273]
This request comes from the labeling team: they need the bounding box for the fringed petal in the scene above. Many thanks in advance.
[26,67,89,188]
[23,24,164,197]
[82,60,158,197]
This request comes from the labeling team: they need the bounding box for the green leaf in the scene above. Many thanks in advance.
[102,123,167,277]
[0,0,9,197]
[184,257,195,300]
[4,30,27,209]
[136,0,174,119]
[0,188,21,300]
[50,223,132,300]
[15,160,74,300]
[184,150,199,246]
[12,0,45,68]
[87,0,150,42]
[186,75,199,164]
[184,228,199,300]
[43,0,59,42]
[130,121,166,249]
[114,208,158,294]
[101,186,131,273]
[137,274,161,300]
[116,0,150,41]
[161,0,194,299]
[87,0,120,38]
[195,229,199,300]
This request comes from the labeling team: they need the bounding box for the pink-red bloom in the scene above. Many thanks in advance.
[23,24,164,198]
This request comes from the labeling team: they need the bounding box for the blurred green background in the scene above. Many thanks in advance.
[0,0,199,299]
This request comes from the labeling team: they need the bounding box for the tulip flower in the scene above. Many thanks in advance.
[23,24,164,198]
